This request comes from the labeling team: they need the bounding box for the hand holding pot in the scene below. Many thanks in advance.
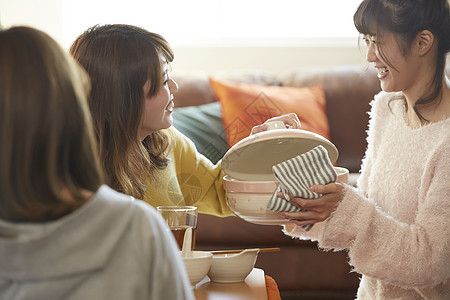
[250,113,301,134]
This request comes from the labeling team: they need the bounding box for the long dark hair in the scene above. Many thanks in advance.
[354,0,450,123]
[0,26,103,222]
[70,24,174,199]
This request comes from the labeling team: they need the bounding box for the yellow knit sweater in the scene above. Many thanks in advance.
[143,126,233,217]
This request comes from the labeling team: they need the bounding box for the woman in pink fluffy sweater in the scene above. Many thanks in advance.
[280,0,450,298]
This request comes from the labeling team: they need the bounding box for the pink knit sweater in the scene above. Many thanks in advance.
[284,92,450,299]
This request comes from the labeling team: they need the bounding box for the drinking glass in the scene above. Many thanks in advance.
[156,206,198,250]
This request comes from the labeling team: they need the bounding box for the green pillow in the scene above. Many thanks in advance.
[172,102,228,164]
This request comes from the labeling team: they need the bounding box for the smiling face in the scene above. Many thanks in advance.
[139,54,178,140]
[363,31,421,94]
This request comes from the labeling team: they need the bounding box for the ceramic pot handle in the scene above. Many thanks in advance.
[265,121,286,130]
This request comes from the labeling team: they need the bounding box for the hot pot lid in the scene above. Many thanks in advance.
[221,127,338,181]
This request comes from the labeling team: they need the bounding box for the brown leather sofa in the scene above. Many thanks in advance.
[172,65,382,299]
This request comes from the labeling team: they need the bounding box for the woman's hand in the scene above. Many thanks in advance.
[278,182,345,226]
[251,113,301,134]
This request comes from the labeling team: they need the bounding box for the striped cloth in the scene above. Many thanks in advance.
[267,145,337,230]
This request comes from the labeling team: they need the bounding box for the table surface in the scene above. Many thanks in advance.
[193,268,267,300]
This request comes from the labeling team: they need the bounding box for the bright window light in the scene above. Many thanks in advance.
[62,0,361,47]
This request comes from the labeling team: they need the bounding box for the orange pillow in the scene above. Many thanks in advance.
[209,77,330,147]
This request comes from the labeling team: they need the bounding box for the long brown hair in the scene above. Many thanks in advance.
[70,24,173,199]
[0,26,104,222]
[354,0,450,123]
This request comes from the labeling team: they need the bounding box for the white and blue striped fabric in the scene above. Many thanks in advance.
[267,145,337,230]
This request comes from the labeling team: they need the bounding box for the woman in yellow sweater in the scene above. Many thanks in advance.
[70,24,298,217]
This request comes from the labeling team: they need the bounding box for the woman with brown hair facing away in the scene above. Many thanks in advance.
[0,26,193,299]
[69,24,299,216]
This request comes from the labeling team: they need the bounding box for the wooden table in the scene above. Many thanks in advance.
[194,268,267,300]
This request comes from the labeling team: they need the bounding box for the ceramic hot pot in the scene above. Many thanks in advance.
[221,121,348,225]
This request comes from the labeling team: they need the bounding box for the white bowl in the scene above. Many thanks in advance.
[208,249,260,283]
[224,166,349,225]
[181,251,213,286]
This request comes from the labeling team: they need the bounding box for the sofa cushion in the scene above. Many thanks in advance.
[172,102,228,164]
[210,78,330,147]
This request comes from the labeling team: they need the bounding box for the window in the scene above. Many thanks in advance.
[62,0,362,47]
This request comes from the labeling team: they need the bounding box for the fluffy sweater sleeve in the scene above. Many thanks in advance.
[327,155,450,283]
